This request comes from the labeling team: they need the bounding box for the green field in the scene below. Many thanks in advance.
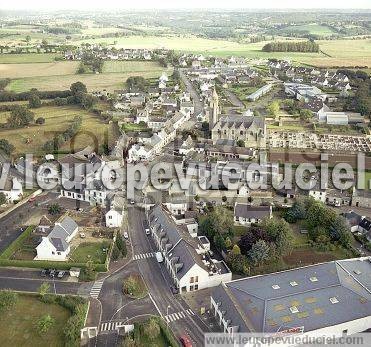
[0,53,59,64]
[5,60,170,92]
[281,23,337,36]
[0,105,116,154]
[0,295,70,347]
[73,35,371,67]
[0,61,79,78]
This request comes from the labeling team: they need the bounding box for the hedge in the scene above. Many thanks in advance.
[0,225,35,259]
[156,317,179,347]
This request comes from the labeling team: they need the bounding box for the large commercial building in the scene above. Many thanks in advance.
[210,257,371,336]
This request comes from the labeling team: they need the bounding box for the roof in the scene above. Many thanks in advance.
[46,216,78,252]
[234,204,271,219]
[211,258,371,333]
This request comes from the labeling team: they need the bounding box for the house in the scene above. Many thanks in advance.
[105,193,125,228]
[234,203,272,226]
[178,135,195,156]
[35,216,78,261]
[148,206,232,294]
[352,189,371,208]
[164,193,189,216]
[210,257,371,336]
[246,84,273,101]
[0,177,23,203]
[211,114,266,149]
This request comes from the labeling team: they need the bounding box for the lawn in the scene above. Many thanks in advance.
[0,105,117,155]
[0,295,70,347]
[70,241,111,263]
[122,122,150,132]
[0,53,59,64]
[0,61,79,78]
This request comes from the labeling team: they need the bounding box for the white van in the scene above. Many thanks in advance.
[155,252,164,263]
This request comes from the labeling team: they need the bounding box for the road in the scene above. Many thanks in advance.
[127,206,207,345]
[179,69,203,117]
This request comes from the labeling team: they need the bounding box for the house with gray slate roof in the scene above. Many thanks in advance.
[35,216,78,261]
[210,257,371,336]
[148,205,231,294]
[234,203,272,226]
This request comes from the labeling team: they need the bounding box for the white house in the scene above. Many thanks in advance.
[105,208,123,228]
[35,216,78,261]
[149,206,231,294]
[234,203,272,225]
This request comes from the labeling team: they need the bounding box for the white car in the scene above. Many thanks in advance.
[155,252,163,263]
[123,232,129,239]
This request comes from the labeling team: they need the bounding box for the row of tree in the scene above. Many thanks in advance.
[262,41,319,53]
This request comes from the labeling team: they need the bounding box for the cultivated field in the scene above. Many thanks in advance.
[0,105,116,154]
[280,23,337,36]
[74,35,371,67]
[5,61,170,92]
[0,61,79,78]
[0,53,59,64]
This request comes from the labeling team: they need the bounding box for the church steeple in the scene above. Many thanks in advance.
[209,87,219,130]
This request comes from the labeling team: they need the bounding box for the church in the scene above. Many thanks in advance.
[208,89,266,148]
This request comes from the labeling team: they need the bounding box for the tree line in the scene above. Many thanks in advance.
[262,41,319,53]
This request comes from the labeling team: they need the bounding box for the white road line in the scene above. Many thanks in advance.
[90,280,104,299]
[187,309,194,315]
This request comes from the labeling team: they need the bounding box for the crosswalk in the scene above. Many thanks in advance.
[100,321,125,332]
[90,280,104,299]
[165,309,195,323]
[133,252,154,260]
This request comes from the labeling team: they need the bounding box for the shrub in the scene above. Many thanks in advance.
[0,290,18,312]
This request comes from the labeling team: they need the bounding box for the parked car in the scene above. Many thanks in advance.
[41,269,48,277]
[155,252,164,263]
[143,220,150,235]
[123,231,129,239]
[49,269,56,278]
[180,335,192,347]
[57,271,66,279]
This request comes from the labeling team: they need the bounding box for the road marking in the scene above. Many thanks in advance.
[133,252,154,260]
[165,309,195,323]
[90,280,104,299]
[100,321,126,332]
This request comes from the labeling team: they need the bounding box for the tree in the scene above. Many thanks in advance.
[236,139,245,147]
[70,81,87,95]
[0,290,18,312]
[143,318,160,340]
[25,35,31,43]
[36,117,46,125]
[262,218,293,256]
[210,206,234,235]
[0,192,7,205]
[232,244,241,255]
[48,203,61,215]
[36,314,55,334]
[7,105,34,128]
[238,227,270,255]
[248,240,271,266]
[226,253,250,275]
[126,76,148,92]
[80,93,96,109]
[299,109,312,121]
[29,94,41,108]
[268,101,280,116]
[0,138,15,155]
[122,335,136,347]
[38,282,50,299]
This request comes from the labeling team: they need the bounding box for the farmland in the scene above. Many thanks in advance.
[0,53,59,63]
[0,105,116,155]
[4,60,169,92]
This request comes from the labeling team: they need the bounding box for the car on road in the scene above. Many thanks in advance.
[49,269,56,278]
[57,271,66,279]
[155,252,164,263]
[143,220,150,235]
[180,335,193,347]
[123,231,129,239]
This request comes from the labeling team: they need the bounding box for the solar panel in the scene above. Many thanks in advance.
[281,315,292,323]
[274,304,285,312]
[314,308,324,315]
[305,297,317,304]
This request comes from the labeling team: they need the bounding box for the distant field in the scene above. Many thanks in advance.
[280,23,337,36]
[102,60,163,73]
[0,61,79,78]
[74,35,371,67]
[0,105,116,154]
[0,53,59,63]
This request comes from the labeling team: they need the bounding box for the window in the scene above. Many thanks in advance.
[195,276,199,282]
[309,276,318,282]
[190,277,194,283]
[109,216,112,219]
[289,306,299,314]
[330,297,339,304]
[290,281,298,287]
[272,285,280,290]
[52,251,55,255]
[195,284,199,290]
[57,252,61,255]
[189,285,194,291]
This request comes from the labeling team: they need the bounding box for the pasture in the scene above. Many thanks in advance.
[0,105,116,155]
[0,53,59,64]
